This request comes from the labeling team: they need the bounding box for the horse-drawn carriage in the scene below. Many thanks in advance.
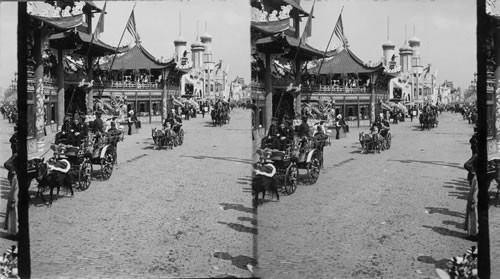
[26,129,123,204]
[151,124,184,149]
[419,105,439,130]
[359,129,392,153]
[254,134,325,198]
[211,101,230,127]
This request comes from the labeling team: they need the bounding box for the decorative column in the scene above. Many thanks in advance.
[57,48,65,129]
[493,28,500,154]
[295,59,302,118]
[34,29,46,141]
[264,52,272,131]
[87,54,94,114]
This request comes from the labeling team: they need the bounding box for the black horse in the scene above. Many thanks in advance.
[35,158,74,206]
[252,162,279,205]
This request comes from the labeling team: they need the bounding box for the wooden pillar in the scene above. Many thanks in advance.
[34,28,45,140]
[343,95,346,119]
[264,53,272,130]
[357,95,360,128]
[135,91,138,114]
[57,48,65,129]
[17,2,31,276]
[149,91,152,123]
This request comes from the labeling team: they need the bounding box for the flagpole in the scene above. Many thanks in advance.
[316,6,343,81]
[107,2,137,82]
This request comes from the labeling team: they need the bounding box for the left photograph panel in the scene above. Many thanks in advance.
[0,1,254,278]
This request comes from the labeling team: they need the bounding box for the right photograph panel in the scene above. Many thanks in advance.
[251,0,478,278]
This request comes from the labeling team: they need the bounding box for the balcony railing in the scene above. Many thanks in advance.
[302,85,368,94]
[94,81,163,90]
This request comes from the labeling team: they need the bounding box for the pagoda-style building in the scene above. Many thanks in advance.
[305,47,387,126]
[97,41,176,123]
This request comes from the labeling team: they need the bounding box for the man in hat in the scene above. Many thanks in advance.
[93,111,104,134]
[297,116,310,139]
[278,120,294,151]
[261,117,280,149]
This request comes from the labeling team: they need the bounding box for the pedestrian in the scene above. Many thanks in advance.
[202,106,205,118]
[127,110,134,135]
[335,114,342,139]
[410,110,414,122]
[4,171,18,239]
[92,111,104,134]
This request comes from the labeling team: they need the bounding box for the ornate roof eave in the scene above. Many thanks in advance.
[49,29,126,57]
[98,43,174,70]
[308,48,384,75]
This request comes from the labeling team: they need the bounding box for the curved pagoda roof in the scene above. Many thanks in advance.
[101,43,174,70]
[308,48,383,75]
[49,30,128,57]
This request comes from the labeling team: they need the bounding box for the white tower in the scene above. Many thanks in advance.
[409,27,421,68]
[191,37,205,69]
[399,41,413,73]
[382,17,395,65]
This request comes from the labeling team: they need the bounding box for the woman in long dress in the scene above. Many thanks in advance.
[4,174,18,238]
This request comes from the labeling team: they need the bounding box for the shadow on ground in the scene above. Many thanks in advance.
[213,252,257,270]
[181,155,252,165]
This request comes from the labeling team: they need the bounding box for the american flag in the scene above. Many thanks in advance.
[126,10,140,43]
[334,13,348,48]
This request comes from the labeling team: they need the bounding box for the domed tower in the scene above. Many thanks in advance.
[399,40,413,73]
[200,31,213,64]
[174,35,187,63]
[382,40,395,66]
[191,37,205,69]
[408,34,421,68]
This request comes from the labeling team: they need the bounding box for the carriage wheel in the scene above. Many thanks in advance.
[100,151,114,180]
[284,163,298,195]
[78,157,92,191]
[178,130,184,146]
[308,155,321,184]
[386,134,392,149]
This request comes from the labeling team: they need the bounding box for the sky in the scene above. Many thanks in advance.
[299,0,476,91]
[0,0,250,94]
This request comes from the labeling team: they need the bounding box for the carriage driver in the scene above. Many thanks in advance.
[278,120,295,151]
[261,117,280,149]
[371,113,390,137]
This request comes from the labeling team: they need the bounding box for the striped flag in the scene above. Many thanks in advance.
[334,13,348,48]
[126,10,140,43]
[93,1,107,40]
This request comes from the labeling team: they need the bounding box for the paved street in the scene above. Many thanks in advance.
[0,108,255,278]
[255,112,480,278]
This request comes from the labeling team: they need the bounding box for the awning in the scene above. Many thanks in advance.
[31,14,83,30]
[251,19,290,35]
